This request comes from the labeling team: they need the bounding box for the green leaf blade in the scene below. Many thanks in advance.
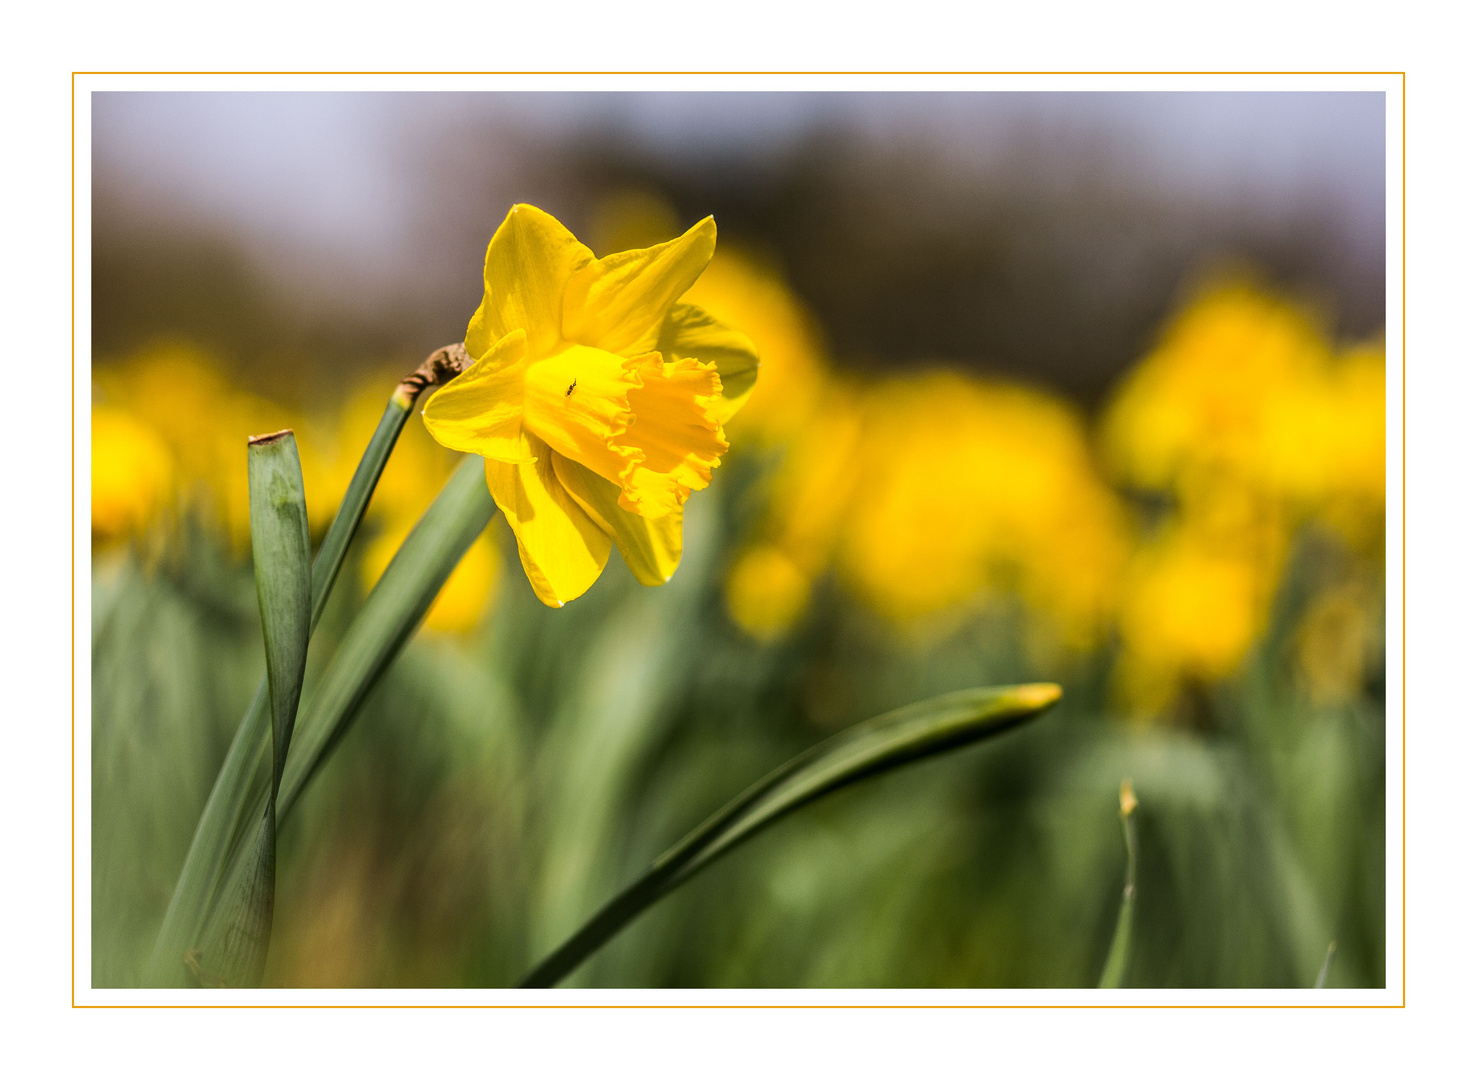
[248,430,313,790]
[519,682,1062,988]
[181,430,312,988]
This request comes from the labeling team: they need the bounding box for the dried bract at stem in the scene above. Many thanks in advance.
[393,342,472,407]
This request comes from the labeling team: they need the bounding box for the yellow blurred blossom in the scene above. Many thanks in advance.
[725,544,812,641]
[1100,278,1385,715]
[1115,524,1272,714]
[91,404,175,545]
[723,384,865,637]
[423,204,758,607]
[841,373,1127,645]
[726,369,1129,649]
[1101,280,1332,498]
[93,341,335,550]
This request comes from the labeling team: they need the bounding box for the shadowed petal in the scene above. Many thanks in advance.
[553,453,683,586]
[657,302,760,425]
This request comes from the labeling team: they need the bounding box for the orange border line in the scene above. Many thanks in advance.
[72,70,77,1011]
[71,69,1406,75]
[72,70,1406,1009]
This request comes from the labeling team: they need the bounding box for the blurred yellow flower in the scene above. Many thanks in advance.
[91,404,175,545]
[1100,278,1386,715]
[1115,524,1270,713]
[726,369,1128,649]
[424,204,758,607]
[725,544,812,640]
[1101,280,1332,498]
[724,384,865,638]
[93,342,335,550]
[840,373,1127,645]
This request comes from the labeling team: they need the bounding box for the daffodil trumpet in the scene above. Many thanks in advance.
[423,204,759,608]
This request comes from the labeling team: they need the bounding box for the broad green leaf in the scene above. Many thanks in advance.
[1097,779,1139,990]
[173,431,312,988]
[519,682,1062,988]
[248,430,313,792]
[146,397,414,988]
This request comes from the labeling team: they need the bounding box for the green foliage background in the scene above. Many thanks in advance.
[92,465,1384,988]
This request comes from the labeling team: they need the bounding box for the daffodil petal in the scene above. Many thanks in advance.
[484,433,610,607]
[657,302,759,425]
[613,354,729,517]
[467,204,594,359]
[422,330,534,464]
[552,453,683,586]
[562,216,717,356]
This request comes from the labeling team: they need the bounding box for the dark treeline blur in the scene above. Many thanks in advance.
[93,92,1383,407]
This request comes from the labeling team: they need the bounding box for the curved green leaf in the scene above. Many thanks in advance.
[519,682,1063,988]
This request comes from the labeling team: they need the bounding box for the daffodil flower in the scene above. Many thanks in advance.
[423,204,759,607]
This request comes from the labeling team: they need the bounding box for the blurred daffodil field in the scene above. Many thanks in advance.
[91,95,1387,989]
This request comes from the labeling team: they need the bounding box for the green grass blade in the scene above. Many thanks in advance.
[1097,778,1139,989]
[518,682,1063,988]
[276,452,495,822]
[144,397,413,988]
[1314,939,1337,988]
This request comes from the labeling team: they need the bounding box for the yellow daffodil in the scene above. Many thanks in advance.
[423,205,758,607]
[91,403,175,545]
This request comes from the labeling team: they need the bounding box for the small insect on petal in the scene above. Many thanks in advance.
[565,379,577,397]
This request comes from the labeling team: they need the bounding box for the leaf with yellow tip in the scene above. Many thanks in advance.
[520,683,1063,987]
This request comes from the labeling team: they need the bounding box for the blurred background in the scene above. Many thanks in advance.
[91,90,1387,988]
